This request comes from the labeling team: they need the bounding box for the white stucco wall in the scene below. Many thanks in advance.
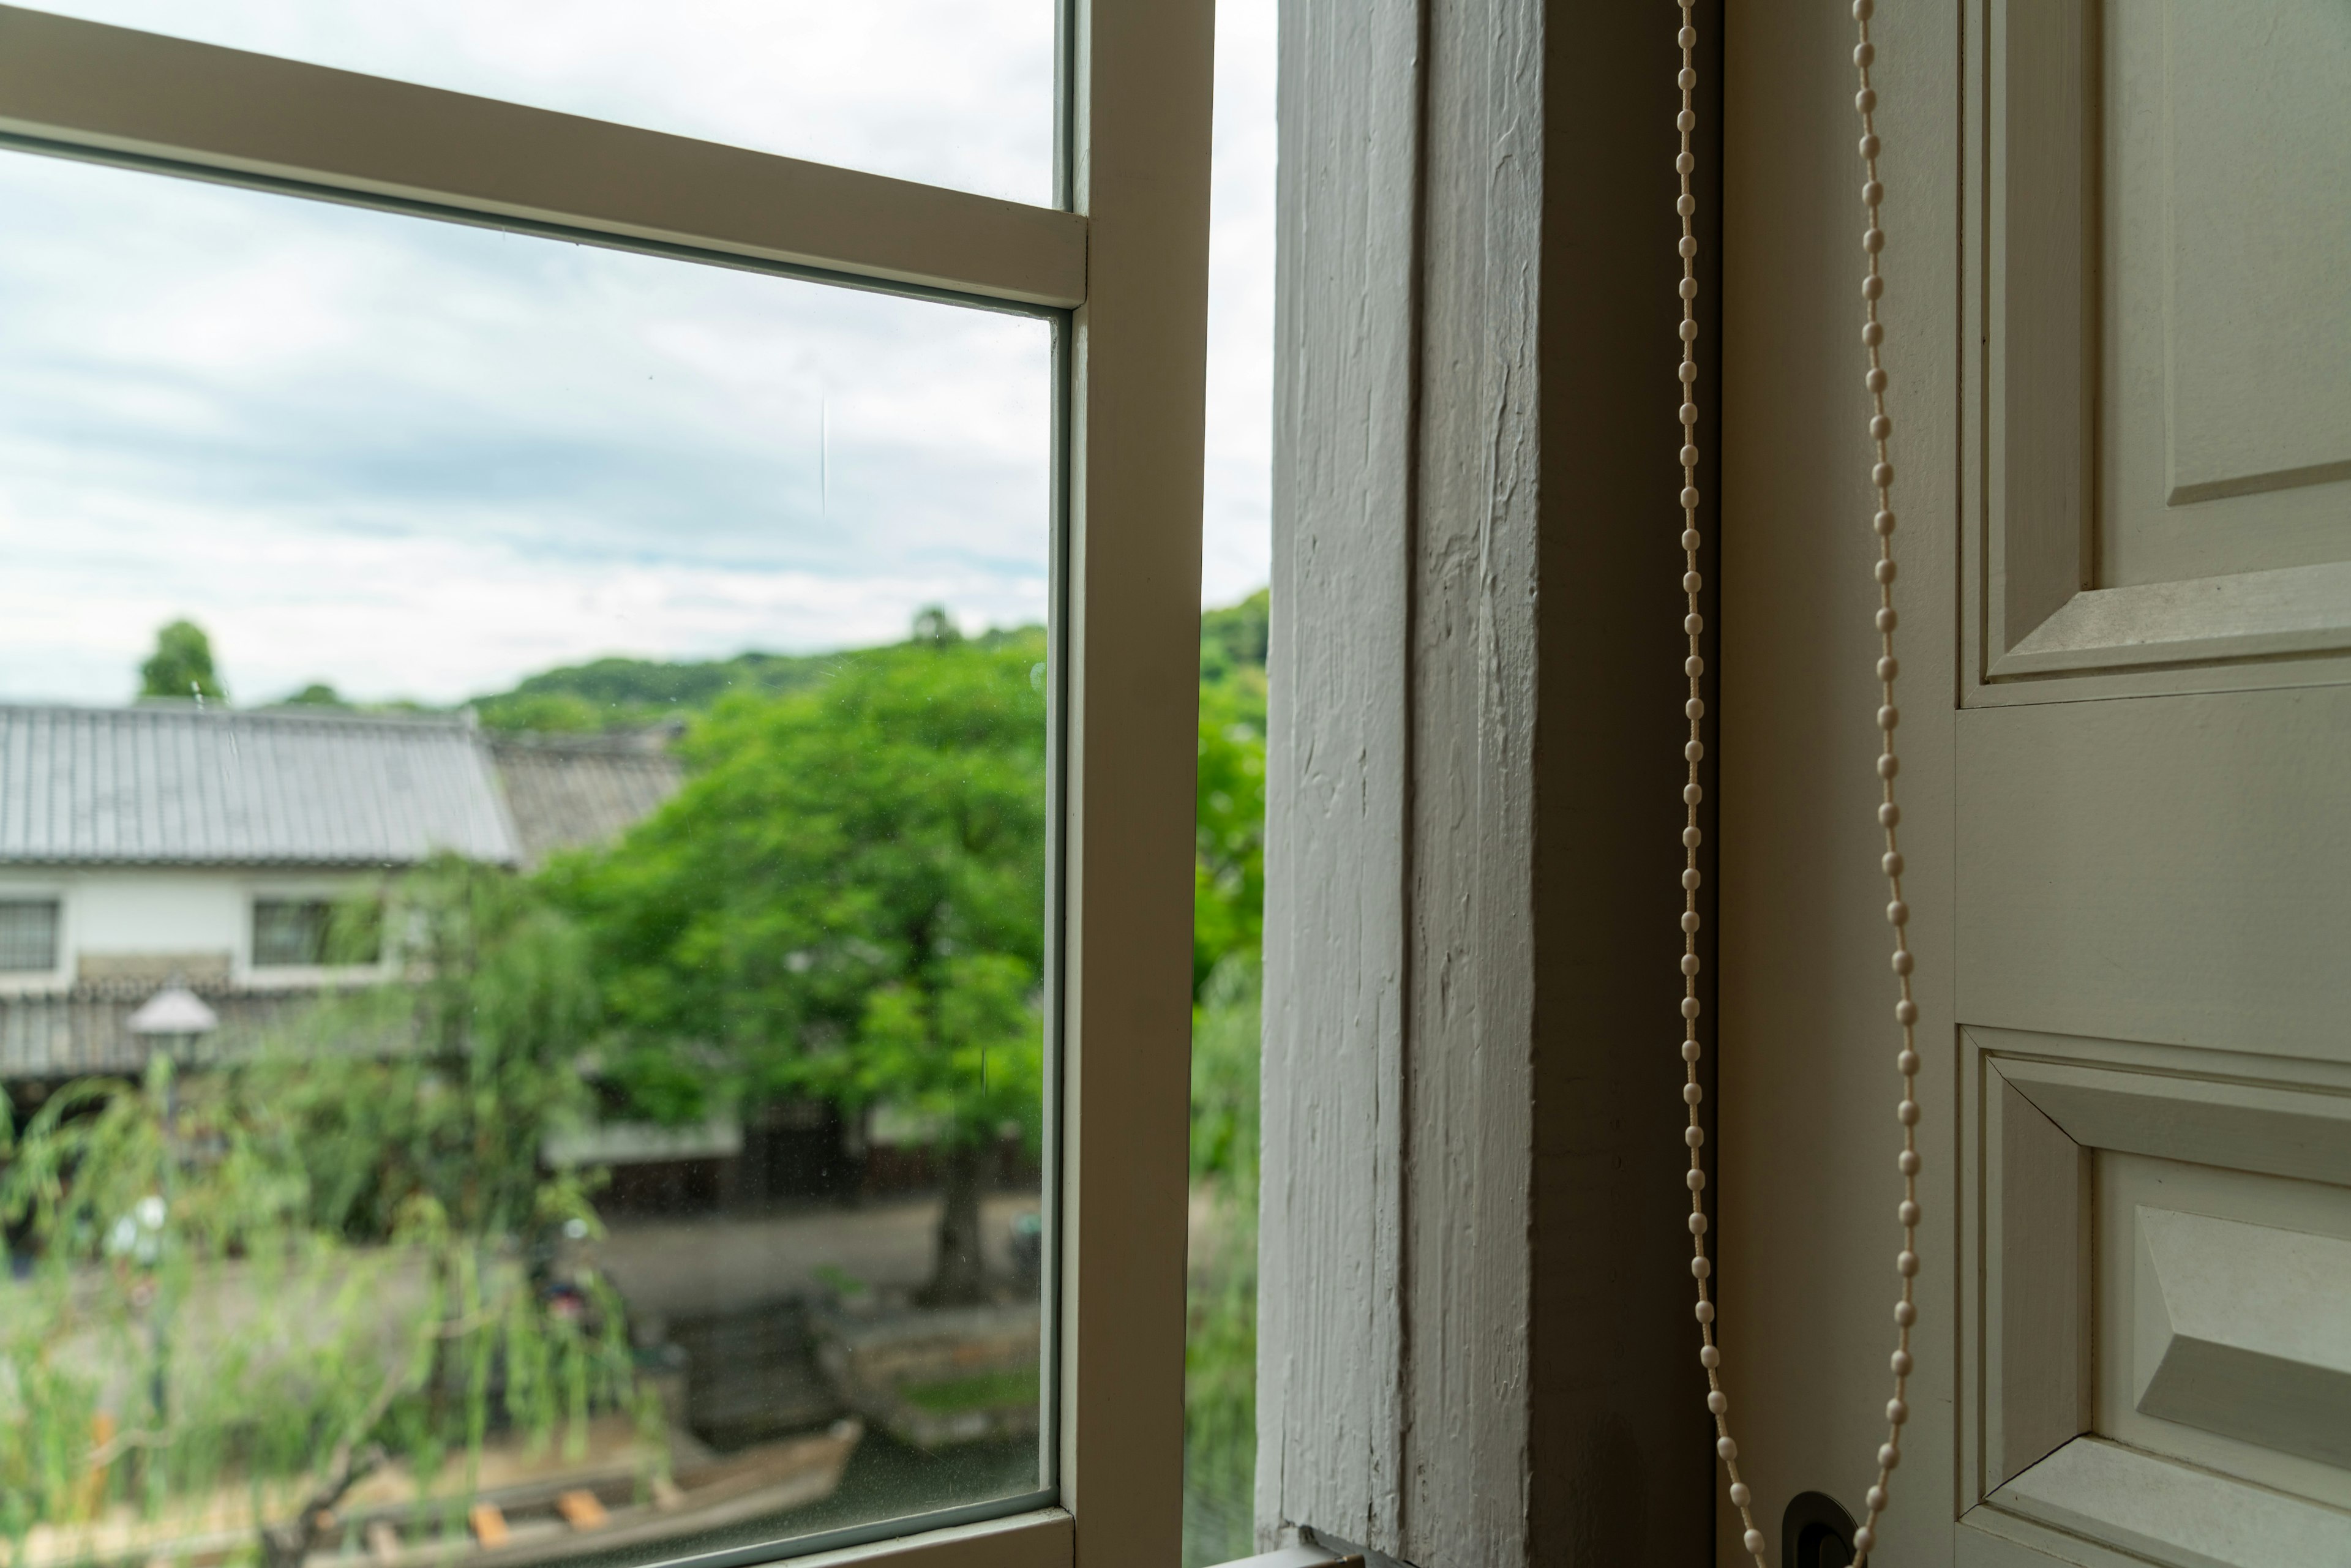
[0,867,388,994]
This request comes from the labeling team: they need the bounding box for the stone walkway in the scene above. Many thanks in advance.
[596,1192,1040,1321]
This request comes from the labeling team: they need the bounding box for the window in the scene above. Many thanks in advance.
[0,11,1207,1568]
[252,898,382,967]
[25,0,1059,203]
[251,899,332,967]
[0,899,59,972]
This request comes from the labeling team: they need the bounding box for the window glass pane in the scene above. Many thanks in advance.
[0,900,60,971]
[0,149,1054,1561]
[252,899,331,967]
[31,0,1059,207]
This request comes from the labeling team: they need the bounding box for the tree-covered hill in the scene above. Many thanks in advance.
[466,591,1267,736]
[465,623,1063,733]
[470,648,839,732]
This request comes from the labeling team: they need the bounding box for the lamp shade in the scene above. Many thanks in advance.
[128,983,219,1037]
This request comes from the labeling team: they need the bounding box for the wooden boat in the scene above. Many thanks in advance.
[5,1419,864,1568]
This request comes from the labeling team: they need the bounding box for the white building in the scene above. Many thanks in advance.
[0,703,680,1081]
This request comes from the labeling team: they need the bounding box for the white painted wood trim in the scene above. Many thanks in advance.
[1993,1054,2351,1189]
[1979,0,2096,666]
[1056,2,1214,1566]
[1264,2,1718,1563]
[1962,0,2351,702]
[1954,1502,2161,1568]
[790,1512,1074,1568]
[1258,0,1421,1548]
[1981,1068,2090,1491]
[1988,560,2351,676]
[0,4,1088,308]
[1963,1027,2351,1557]
[2129,1205,2351,1471]
[1989,1436,2351,1568]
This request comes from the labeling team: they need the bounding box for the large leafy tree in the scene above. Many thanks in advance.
[549,619,1049,1307]
[137,619,226,702]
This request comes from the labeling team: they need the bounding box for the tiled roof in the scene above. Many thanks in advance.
[0,704,520,867]
[489,731,686,868]
[0,988,304,1078]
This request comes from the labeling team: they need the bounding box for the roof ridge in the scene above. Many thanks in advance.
[0,701,475,733]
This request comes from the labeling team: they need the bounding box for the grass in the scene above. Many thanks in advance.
[896,1368,1041,1416]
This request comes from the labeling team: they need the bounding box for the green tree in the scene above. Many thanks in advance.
[0,860,643,1566]
[1196,588,1268,689]
[1182,591,1268,1564]
[549,622,1049,1307]
[468,649,839,734]
[137,619,226,702]
[1193,680,1267,998]
[1182,958,1259,1566]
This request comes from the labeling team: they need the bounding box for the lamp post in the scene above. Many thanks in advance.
[123,977,219,1433]
[128,977,219,1065]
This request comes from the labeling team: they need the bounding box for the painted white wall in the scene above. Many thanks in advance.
[0,866,389,993]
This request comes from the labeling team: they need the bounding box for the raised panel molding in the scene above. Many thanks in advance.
[1962,1025,2351,1564]
[1990,1056,2351,1188]
[1982,1073,2089,1487]
[2154,2,2351,510]
[1990,1438,2351,1568]
[2132,1207,2351,1469]
[1961,0,2351,703]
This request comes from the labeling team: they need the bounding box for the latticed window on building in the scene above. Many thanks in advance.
[0,899,59,971]
[251,899,335,968]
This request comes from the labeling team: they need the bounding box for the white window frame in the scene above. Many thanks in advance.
[239,878,397,988]
[0,888,65,985]
[0,6,1212,1568]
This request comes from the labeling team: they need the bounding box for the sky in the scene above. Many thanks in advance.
[0,0,1275,707]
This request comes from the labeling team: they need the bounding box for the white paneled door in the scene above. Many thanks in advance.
[1722,4,2351,1566]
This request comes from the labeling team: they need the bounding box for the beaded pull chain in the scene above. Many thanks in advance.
[1670,1,1920,1563]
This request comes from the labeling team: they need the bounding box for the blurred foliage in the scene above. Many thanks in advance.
[1182,958,1260,1567]
[1193,593,1268,1000]
[137,619,225,703]
[1183,591,1268,1564]
[0,859,644,1563]
[1198,588,1269,689]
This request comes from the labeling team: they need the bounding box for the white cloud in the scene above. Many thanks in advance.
[38,0,1057,204]
[0,3,1271,708]
[1202,0,1278,609]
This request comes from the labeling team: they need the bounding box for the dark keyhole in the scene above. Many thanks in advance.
[1782,1491,1857,1568]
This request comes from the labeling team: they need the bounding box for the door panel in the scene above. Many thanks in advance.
[2099,1,2351,582]
[1973,0,2351,694]
[2101,1154,2351,1497]
[1958,2,2351,1561]
[1954,686,2351,1061]
[1724,2,2351,1564]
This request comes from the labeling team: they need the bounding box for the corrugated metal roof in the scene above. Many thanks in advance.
[0,704,520,867]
